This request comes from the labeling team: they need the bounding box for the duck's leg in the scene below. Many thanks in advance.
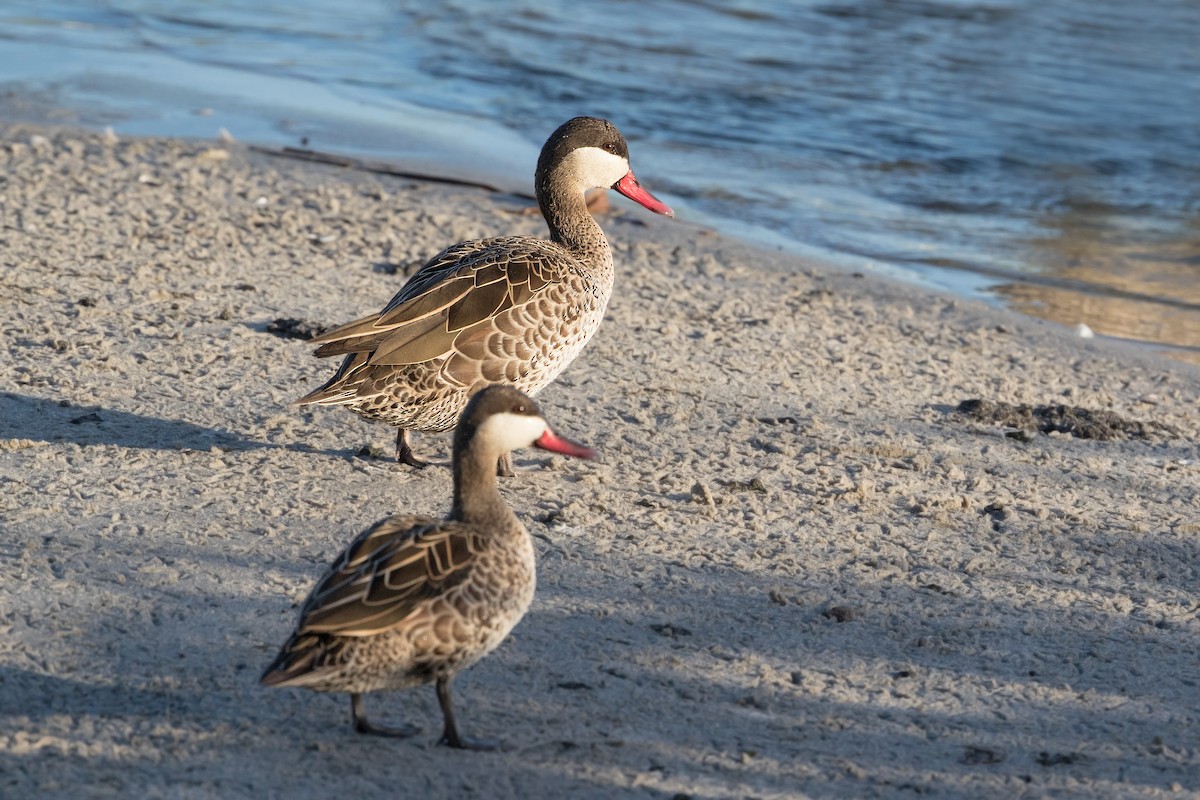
[436,676,499,750]
[496,452,515,478]
[395,429,428,468]
[350,693,418,737]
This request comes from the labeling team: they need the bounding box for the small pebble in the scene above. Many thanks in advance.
[823,605,857,623]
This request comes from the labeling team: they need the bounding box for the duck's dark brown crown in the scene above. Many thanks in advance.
[453,386,542,454]
[535,116,629,182]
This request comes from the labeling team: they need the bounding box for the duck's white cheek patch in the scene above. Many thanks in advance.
[562,147,630,189]
[478,412,548,453]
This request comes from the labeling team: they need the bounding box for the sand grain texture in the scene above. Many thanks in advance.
[2,125,1199,798]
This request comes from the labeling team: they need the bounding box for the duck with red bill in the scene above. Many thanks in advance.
[296,116,674,476]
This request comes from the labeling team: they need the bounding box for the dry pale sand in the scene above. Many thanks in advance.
[2,124,1199,800]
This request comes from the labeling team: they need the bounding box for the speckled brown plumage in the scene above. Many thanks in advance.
[260,516,534,696]
[296,117,671,467]
[261,386,595,749]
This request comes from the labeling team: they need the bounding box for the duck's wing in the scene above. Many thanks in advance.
[306,237,568,380]
[295,515,482,637]
[306,240,492,357]
[260,515,485,687]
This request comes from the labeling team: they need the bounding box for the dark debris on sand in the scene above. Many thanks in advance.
[265,318,326,341]
[955,398,1177,441]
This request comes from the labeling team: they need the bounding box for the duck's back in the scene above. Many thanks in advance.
[297,234,614,432]
[261,512,536,693]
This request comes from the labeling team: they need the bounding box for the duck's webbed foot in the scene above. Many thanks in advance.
[435,677,502,751]
[395,429,429,469]
[350,693,419,738]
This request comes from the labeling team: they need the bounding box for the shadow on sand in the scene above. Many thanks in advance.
[0,391,345,457]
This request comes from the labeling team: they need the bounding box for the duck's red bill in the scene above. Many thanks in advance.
[535,429,597,460]
[614,171,674,218]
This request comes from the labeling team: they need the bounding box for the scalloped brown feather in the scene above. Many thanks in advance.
[294,516,482,637]
[295,234,607,428]
[292,117,670,439]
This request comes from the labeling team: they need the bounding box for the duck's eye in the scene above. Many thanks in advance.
[515,404,527,414]
[603,141,618,154]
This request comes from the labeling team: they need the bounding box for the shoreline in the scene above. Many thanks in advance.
[2,123,1198,798]
[3,75,1199,364]
[235,142,1200,369]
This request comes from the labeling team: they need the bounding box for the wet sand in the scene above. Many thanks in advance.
[2,124,1198,799]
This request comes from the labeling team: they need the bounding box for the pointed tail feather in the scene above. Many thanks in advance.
[294,352,372,406]
[260,634,332,688]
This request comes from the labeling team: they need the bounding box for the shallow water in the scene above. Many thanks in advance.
[2,0,1197,358]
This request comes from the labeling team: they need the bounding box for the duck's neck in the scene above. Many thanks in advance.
[450,444,512,524]
[537,172,610,258]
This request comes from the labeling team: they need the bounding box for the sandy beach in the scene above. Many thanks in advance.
[2,124,1198,798]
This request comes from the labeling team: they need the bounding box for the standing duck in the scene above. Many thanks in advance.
[261,386,595,749]
[296,116,672,474]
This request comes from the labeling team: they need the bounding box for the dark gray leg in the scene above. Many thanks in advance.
[436,677,499,750]
[350,692,418,737]
[496,452,515,478]
[395,429,428,468]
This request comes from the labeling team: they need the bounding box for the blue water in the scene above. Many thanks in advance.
[2,1,1198,353]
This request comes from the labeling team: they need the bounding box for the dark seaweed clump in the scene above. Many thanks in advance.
[265,318,326,341]
[955,399,1175,441]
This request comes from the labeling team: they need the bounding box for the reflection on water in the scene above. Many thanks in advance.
[998,284,1200,365]
[995,208,1200,363]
